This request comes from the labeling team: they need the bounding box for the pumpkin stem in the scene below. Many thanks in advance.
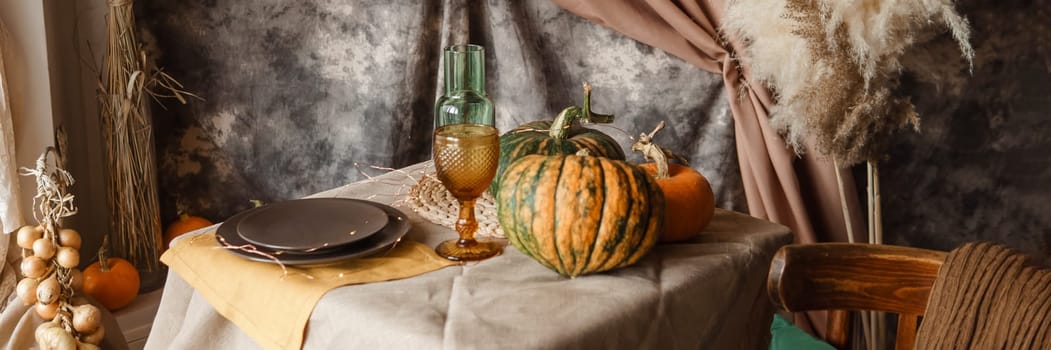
[98,235,111,272]
[631,121,689,179]
[549,107,580,140]
[580,82,614,124]
[549,82,615,140]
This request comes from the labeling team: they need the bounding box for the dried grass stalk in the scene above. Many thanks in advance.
[723,0,974,165]
[98,0,192,271]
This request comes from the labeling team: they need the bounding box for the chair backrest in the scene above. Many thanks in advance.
[767,243,946,350]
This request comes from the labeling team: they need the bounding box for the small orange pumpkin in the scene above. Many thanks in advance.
[633,122,716,242]
[82,239,140,311]
[638,163,715,242]
[164,213,213,249]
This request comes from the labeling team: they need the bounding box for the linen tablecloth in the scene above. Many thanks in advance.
[145,162,793,349]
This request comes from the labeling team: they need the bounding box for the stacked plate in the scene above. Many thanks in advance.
[215,198,411,265]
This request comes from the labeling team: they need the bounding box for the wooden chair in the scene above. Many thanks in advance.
[767,243,946,350]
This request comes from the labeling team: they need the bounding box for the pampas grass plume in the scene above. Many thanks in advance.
[723,0,974,165]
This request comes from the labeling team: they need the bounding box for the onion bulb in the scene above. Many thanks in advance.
[56,247,80,268]
[71,304,102,334]
[35,322,77,350]
[79,323,104,345]
[21,256,48,278]
[17,225,44,249]
[33,238,57,260]
[35,301,60,319]
[58,229,82,249]
[17,278,39,305]
[36,319,62,334]
[36,276,61,305]
[34,321,63,344]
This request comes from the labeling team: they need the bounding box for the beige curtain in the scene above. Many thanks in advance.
[550,0,865,337]
[0,19,22,312]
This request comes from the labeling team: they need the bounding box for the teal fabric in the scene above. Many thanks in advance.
[770,314,836,350]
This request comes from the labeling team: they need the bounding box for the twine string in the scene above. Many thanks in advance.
[211,235,315,280]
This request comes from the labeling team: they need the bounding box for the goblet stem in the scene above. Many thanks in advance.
[455,198,479,246]
[435,197,501,261]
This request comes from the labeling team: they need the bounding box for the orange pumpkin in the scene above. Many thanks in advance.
[632,121,716,242]
[82,256,140,311]
[164,213,213,249]
[638,163,715,242]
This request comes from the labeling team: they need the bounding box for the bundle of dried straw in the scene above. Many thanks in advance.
[98,0,191,272]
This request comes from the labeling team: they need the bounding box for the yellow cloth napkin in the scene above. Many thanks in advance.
[161,232,457,350]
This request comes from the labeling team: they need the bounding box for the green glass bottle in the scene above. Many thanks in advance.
[434,44,494,128]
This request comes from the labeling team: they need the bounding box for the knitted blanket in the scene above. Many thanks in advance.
[916,242,1051,349]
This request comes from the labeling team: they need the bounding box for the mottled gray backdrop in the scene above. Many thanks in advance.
[139,0,1051,260]
[138,0,738,220]
[881,0,1051,262]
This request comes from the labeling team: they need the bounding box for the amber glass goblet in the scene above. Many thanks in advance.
[432,124,501,261]
[432,44,501,261]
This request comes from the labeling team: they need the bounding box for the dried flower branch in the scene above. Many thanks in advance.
[724,0,974,165]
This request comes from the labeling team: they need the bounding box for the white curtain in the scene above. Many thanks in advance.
[0,19,23,234]
[0,19,23,311]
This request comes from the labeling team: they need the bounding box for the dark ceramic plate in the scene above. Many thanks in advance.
[235,198,388,252]
[216,199,411,265]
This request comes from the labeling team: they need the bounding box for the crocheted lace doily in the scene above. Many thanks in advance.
[406,173,505,239]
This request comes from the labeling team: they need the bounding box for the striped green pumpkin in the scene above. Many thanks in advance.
[491,83,625,193]
[496,154,664,277]
[493,121,624,192]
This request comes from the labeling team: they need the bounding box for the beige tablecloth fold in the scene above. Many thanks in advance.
[160,232,457,350]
